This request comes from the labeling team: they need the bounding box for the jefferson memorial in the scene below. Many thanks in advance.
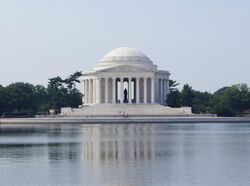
[63,47,191,116]
[82,47,169,105]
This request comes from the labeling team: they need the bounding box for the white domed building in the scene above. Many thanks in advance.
[82,47,170,105]
[64,47,192,116]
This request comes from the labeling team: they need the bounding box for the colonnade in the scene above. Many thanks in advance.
[156,79,169,105]
[83,77,169,105]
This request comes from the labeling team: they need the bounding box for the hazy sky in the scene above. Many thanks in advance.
[0,0,249,92]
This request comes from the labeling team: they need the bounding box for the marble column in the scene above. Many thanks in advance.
[151,78,154,103]
[166,79,169,95]
[92,79,95,103]
[164,79,167,104]
[161,79,164,104]
[105,78,108,103]
[158,79,161,104]
[136,78,140,104]
[162,79,165,104]
[96,78,101,104]
[112,78,116,103]
[144,77,147,104]
[83,80,86,104]
[85,80,88,104]
[128,78,132,103]
[88,79,90,104]
[93,79,96,103]
[154,78,158,103]
[88,79,91,104]
[91,79,94,104]
[120,78,124,103]
[82,80,86,104]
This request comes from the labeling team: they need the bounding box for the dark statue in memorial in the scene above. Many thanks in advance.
[124,88,128,103]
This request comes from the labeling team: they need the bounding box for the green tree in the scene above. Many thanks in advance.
[166,79,180,106]
[210,84,250,116]
[63,71,82,108]
[167,90,182,107]
[64,71,82,90]
[47,72,82,112]
[181,84,195,107]
[0,85,8,115]
[169,79,179,92]
[192,91,212,114]
[5,82,36,112]
[47,76,67,112]
[236,84,250,112]
[34,85,49,113]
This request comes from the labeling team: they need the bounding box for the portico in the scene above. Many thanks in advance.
[82,47,170,105]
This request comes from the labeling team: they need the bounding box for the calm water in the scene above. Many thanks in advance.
[0,123,250,186]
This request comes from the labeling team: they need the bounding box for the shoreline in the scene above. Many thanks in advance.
[1,116,250,124]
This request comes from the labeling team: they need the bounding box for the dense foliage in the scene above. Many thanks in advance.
[167,82,250,116]
[0,74,249,117]
[0,72,82,117]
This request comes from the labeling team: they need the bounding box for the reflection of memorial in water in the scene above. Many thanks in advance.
[82,125,155,161]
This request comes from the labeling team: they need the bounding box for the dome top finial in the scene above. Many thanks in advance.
[104,47,146,58]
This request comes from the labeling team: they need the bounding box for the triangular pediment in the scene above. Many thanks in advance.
[97,65,154,73]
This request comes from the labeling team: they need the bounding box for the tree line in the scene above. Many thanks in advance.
[167,80,250,116]
[0,74,249,117]
[0,72,82,117]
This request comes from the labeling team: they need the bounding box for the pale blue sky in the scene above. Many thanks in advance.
[0,0,249,92]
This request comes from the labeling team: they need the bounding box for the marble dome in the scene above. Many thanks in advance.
[94,47,158,71]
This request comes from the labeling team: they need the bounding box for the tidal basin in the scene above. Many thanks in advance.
[1,123,250,186]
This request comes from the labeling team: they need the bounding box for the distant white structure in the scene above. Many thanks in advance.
[82,47,170,105]
[63,47,192,116]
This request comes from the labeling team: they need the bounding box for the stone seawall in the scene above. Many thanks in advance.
[0,117,250,124]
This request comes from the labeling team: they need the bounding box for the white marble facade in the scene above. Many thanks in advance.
[82,47,170,105]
